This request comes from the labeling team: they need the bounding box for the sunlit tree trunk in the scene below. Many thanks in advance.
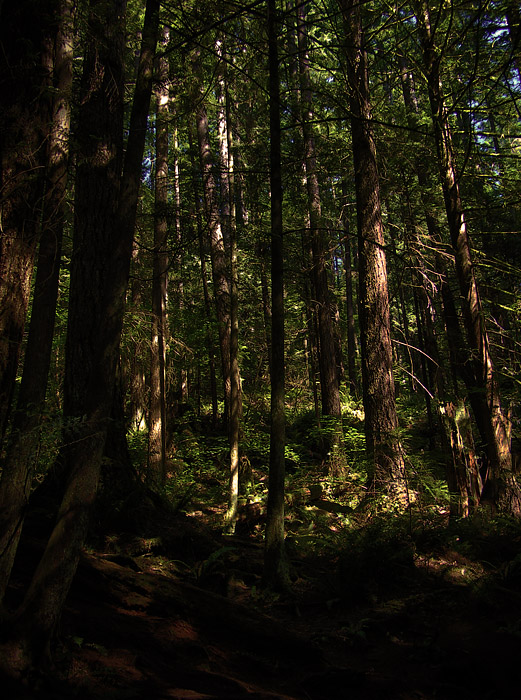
[0,0,74,604]
[339,0,407,501]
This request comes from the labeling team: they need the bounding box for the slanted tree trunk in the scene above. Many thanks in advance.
[1,0,160,670]
[339,0,407,501]
[397,49,481,517]
[148,26,170,491]
[0,0,74,604]
[416,0,521,515]
[264,0,290,591]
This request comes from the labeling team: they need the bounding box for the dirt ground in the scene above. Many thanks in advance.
[2,507,521,700]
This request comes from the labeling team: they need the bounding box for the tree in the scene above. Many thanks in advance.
[0,0,53,439]
[216,35,242,533]
[297,1,341,420]
[396,44,482,517]
[338,0,408,501]
[148,25,170,490]
[192,47,232,425]
[1,0,160,669]
[0,0,74,603]
[414,0,521,515]
[264,0,290,591]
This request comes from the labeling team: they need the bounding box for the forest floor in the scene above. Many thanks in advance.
[3,458,521,700]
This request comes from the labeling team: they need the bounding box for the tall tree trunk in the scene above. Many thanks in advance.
[127,242,148,431]
[340,194,359,398]
[188,125,219,427]
[297,1,344,477]
[217,38,242,533]
[297,1,341,420]
[0,0,74,604]
[264,0,290,591]
[148,26,170,490]
[192,49,232,425]
[0,0,52,439]
[397,49,481,516]
[416,0,521,515]
[339,0,407,501]
[2,0,160,670]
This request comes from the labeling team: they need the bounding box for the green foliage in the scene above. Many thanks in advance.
[127,428,149,469]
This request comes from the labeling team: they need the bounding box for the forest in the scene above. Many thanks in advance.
[1,0,521,697]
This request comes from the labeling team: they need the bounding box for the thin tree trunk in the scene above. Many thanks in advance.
[297,1,341,420]
[148,26,170,490]
[340,194,359,398]
[172,124,187,402]
[217,39,241,532]
[188,125,219,427]
[264,0,290,591]
[192,49,232,426]
[128,241,148,431]
[257,239,273,373]
[506,3,521,84]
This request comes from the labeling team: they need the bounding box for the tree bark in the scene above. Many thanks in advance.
[148,26,170,491]
[0,0,51,439]
[264,0,290,591]
[339,0,407,500]
[217,38,242,533]
[3,0,160,668]
[340,195,359,398]
[416,0,521,515]
[192,49,232,426]
[397,48,482,517]
[297,1,341,419]
[0,0,74,604]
